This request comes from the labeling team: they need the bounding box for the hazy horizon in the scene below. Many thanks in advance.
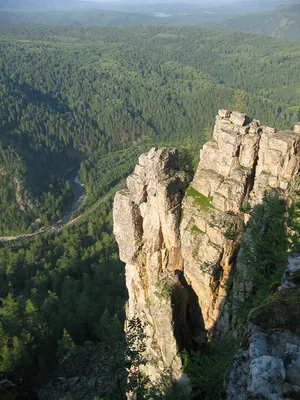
[0,0,296,14]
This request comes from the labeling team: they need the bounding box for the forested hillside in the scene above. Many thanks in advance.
[1,24,300,234]
[1,2,297,27]
[0,199,129,397]
[0,20,300,399]
[0,10,158,26]
[219,3,300,40]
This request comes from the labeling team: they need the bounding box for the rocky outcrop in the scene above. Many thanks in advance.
[114,148,204,381]
[226,255,300,400]
[113,110,300,381]
[251,129,300,202]
[180,110,300,337]
[226,326,300,400]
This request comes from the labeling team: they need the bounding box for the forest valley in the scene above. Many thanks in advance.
[0,22,300,400]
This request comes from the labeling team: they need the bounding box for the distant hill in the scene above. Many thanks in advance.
[1,0,299,38]
[0,9,157,26]
[0,0,77,11]
[1,2,296,27]
[0,9,239,26]
[218,3,300,40]
[0,0,296,15]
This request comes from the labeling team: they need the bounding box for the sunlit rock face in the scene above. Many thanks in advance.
[113,110,300,380]
[114,147,203,381]
[181,110,300,337]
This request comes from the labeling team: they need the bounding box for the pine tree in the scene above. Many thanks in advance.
[125,317,149,400]
[57,329,77,365]
[230,89,247,113]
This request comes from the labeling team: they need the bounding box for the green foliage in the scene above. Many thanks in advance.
[185,337,237,400]
[243,191,288,281]
[57,329,78,365]
[204,122,213,142]
[233,190,295,329]
[0,22,299,399]
[250,288,300,335]
[178,137,202,177]
[0,200,127,386]
[240,201,252,214]
[186,186,214,210]
[247,184,300,335]
[79,146,143,206]
[190,225,205,235]
[230,89,247,114]
[125,317,150,400]
[1,24,300,231]
[269,280,281,294]
[224,226,238,240]
[155,279,174,300]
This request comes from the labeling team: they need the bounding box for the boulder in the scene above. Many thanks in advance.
[229,111,248,127]
[248,356,285,399]
[218,109,231,118]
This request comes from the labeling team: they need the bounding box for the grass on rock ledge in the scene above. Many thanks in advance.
[186,186,214,210]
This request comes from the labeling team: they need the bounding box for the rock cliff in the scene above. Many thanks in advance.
[113,110,300,385]
[113,148,202,381]
[226,254,300,400]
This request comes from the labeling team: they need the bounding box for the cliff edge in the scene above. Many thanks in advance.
[113,110,300,388]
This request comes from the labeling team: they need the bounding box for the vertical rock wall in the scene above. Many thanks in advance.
[113,110,300,380]
[113,148,202,381]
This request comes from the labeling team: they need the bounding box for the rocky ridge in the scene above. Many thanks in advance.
[113,110,300,383]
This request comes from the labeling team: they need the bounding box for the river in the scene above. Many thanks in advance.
[62,168,87,224]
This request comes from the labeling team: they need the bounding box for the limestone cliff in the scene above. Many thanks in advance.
[113,110,300,383]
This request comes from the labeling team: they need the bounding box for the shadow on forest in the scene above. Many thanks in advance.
[8,76,71,114]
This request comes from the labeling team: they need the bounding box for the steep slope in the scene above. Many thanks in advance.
[113,110,300,387]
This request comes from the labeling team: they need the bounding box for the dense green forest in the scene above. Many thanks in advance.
[1,23,300,234]
[0,199,128,397]
[0,20,300,399]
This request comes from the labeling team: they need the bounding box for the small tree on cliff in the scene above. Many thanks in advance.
[230,89,247,113]
[125,317,150,399]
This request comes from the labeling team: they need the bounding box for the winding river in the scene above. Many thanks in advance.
[62,168,86,224]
